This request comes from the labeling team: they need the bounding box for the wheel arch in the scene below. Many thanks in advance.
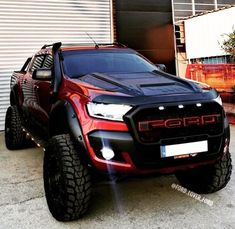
[49,100,90,162]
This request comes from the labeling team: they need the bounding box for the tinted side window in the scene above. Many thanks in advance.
[31,55,45,71]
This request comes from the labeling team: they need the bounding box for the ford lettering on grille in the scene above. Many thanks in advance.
[138,114,221,132]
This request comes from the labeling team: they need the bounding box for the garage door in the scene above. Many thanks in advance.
[0,0,113,130]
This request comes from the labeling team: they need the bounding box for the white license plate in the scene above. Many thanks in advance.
[160,140,208,158]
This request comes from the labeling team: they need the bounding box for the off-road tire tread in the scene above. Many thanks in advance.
[44,134,91,221]
[5,106,26,150]
[176,152,232,194]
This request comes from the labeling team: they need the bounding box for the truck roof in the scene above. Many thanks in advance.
[40,42,126,52]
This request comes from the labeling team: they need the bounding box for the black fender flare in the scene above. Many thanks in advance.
[10,84,19,107]
[49,100,90,162]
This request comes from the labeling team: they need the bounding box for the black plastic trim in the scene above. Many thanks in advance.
[93,89,219,106]
[87,127,229,169]
[89,130,135,151]
[10,85,20,108]
[88,130,136,161]
[124,100,225,146]
[49,100,90,162]
[52,42,62,94]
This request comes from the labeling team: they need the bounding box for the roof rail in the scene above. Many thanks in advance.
[115,42,126,48]
[99,42,126,48]
[41,42,126,49]
[61,42,126,48]
[60,43,95,47]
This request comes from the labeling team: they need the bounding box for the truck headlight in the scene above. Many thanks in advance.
[87,102,132,121]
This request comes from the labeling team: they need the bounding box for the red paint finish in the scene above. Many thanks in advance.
[55,77,221,175]
[13,45,226,175]
[58,78,129,136]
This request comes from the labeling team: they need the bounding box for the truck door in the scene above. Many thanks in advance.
[33,54,53,132]
[22,54,52,139]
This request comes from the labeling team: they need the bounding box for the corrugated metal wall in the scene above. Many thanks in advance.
[0,0,113,130]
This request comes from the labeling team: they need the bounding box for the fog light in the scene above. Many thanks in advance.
[178,104,184,109]
[101,147,115,160]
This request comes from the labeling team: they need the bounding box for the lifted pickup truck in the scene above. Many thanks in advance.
[5,42,232,221]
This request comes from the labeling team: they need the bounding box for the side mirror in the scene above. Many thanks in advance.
[155,64,166,72]
[32,68,52,80]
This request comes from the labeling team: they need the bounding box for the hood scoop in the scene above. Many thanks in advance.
[78,71,199,96]
[80,72,143,96]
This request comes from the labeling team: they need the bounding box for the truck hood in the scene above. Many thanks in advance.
[77,71,217,105]
[79,71,200,95]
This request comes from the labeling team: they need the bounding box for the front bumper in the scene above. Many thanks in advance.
[80,99,229,174]
[85,127,229,175]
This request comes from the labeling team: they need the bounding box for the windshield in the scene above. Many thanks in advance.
[62,50,157,78]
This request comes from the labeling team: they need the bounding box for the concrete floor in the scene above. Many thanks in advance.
[0,128,234,229]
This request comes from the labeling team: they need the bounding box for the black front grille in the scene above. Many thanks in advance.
[126,102,224,144]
